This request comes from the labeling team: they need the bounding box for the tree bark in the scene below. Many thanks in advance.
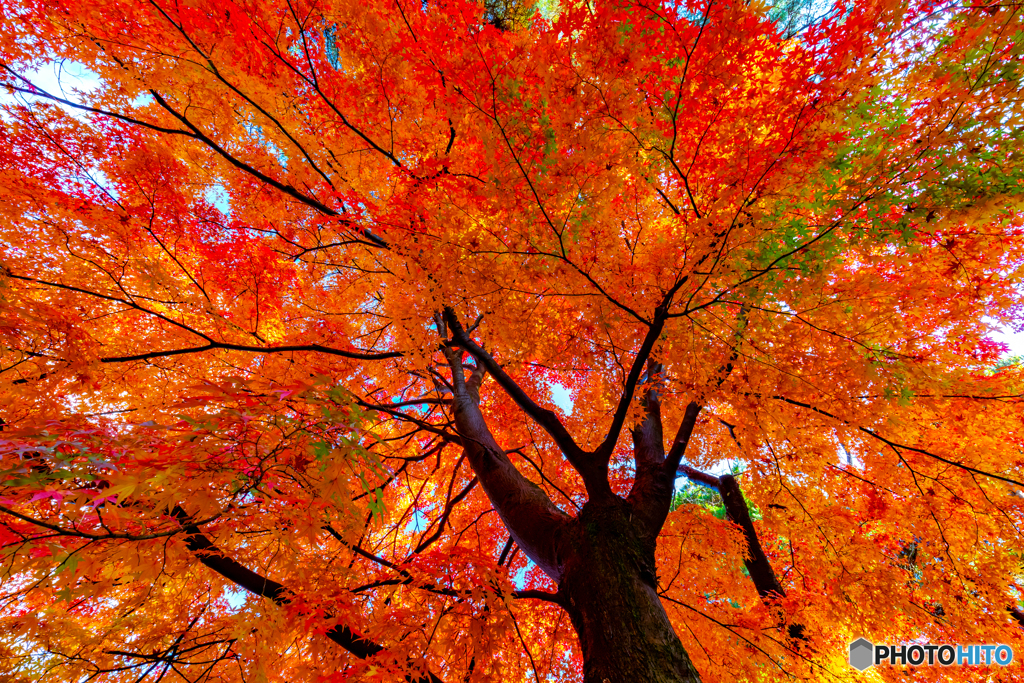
[558,498,702,683]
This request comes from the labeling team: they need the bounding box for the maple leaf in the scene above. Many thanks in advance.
[1,0,1024,681]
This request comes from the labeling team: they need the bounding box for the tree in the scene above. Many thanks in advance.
[1,0,1023,680]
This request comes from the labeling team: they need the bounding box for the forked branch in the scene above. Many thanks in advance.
[442,307,609,497]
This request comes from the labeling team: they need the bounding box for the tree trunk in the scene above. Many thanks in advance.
[558,497,702,683]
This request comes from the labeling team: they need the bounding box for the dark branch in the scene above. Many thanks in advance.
[674,468,804,639]
[665,402,703,475]
[147,90,387,249]
[102,341,401,363]
[442,307,607,497]
[512,589,562,604]
[717,475,787,600]
[626,365,673,539]
[773,396,1024,488]
[170,508,442,682]
[595,303,670,463]
[0,67,190,136]
[497,537,515,566]
[595,278,691,464]
[675,463,719,489]
[414,477,479,554]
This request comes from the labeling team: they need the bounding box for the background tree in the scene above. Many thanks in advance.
[1,0,1023,681]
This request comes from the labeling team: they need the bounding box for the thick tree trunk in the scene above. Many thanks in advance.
[558,498,702,683]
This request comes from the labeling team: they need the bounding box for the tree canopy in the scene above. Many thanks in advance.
[1,0,1023,680]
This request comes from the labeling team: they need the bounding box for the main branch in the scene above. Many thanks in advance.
[439,341,572,582]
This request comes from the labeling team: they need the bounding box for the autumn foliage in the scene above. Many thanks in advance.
[1,0,1024,680]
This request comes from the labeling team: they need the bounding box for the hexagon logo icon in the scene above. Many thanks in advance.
[849,638,874,671]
